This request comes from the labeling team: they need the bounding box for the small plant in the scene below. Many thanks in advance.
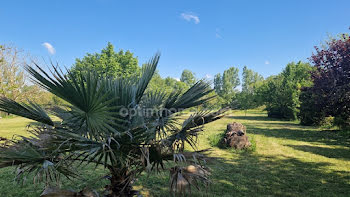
[208,133,225,148]
[320,116,335,129]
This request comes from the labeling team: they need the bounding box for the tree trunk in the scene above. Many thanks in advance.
[106,167,139,197]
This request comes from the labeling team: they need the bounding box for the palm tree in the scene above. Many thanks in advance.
[0,54,227,196]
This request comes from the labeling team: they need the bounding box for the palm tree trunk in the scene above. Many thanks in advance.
[106,167,138,197]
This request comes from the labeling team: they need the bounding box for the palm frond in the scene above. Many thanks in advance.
[135,53,160,103]
[0,97,53,126]
[0,136,78,184]
[171,80,214,110]
[181,107,229,131]
[166,108,229,152]
[0,126,117,183]
[170,165,210,195]
[25,64,118,139]
[141,90,167,109]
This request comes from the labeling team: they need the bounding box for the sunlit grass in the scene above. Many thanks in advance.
[0,116,33,139]
[1,110,350,196]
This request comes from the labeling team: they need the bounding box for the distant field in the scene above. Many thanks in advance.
[0,110,350,197]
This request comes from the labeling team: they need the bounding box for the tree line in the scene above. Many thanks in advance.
[1,31,349,129]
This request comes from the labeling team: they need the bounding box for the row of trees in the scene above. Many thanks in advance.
[255,33,350,129]
[2,33,349,128]
[71,42,198,95]
[1,32,349,196]
[210,31,350,130]
[0,52,226,196]
[212,62,312,120]
[0,42,265,112]
[0,43,199,114]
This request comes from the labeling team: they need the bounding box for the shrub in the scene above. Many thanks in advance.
[299,87,326,126]
[208,133,225,148]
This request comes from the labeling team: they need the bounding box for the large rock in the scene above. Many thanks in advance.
[222,122,251,149]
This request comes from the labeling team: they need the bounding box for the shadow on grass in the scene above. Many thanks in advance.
[226,114,350,148]
[286,144,350,161]
[246,126,350,147]
[138,113,350,196]
[207,151,350,196]
[138,151,350,197]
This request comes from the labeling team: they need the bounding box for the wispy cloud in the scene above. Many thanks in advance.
[180,13,200,24]
[174,77,180,81]
[265,60,270,65]
[215,28,222,39]
[42,42,55,55]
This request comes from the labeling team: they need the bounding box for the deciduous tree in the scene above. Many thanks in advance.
[0,45,26,102]
[257,62,313,120]
[70,42,140,78]
[300,33,350,129]
[180,69,196,86]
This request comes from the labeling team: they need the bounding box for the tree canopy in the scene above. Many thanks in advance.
[180,69,196,86]
[0,45,26,102]
[148,71,189,94]
[257,62,313,120]
[237,66,264,112]
[213,66,240,107]
[241,66,264,93]
[70,42,140,78]
[300,33,350,128]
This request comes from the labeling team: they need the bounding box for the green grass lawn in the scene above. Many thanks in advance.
[1,110,350,196]
[0,116,34,139]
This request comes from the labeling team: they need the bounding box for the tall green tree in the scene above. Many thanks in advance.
[213,66,240,108]
[241,66,264,93]
[214,73,223,96]
[257,62,313,120]
[180,69,196,86]
[237,66,264,113]
[222,67,240,95]
[70,42,140,78]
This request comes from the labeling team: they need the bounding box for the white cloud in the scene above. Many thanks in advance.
[174,78,180,81]
[265,60,270,65]
[180,13,200,24]
[42,42,55,55]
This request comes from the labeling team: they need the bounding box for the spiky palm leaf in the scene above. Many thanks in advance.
[0,97,53,125]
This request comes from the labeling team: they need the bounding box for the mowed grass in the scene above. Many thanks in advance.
[0,116,34,139]
[1,110,350,196]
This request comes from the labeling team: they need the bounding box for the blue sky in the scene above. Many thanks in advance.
[1,0,349,80]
